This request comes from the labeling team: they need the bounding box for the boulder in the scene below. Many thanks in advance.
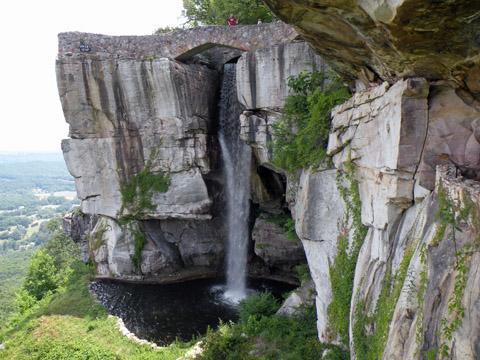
[252,215,305,266]
[62,211,98,262]
[328,78,429,229]
[277,280,316,316]
[89,217,183,276]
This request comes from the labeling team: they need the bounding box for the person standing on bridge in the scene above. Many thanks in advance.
[228,14,238,25]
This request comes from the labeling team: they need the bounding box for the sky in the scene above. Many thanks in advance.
[0,0,186,153]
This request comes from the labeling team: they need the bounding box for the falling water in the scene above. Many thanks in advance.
[218,63,252,302]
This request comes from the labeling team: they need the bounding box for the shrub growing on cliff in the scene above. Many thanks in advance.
[120,151,170,216]
[272,70,350,174]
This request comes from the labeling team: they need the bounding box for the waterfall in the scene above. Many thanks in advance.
[218,63,252,302]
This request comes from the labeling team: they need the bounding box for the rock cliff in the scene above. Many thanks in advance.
[57,4,480,358]
[57,27,315,279]
[257,1,480,359]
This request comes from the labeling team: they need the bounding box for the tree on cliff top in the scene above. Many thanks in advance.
[182,0,276,26]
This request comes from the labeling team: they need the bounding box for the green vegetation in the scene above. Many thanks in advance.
[0,152,79,327]
[154,26,183,34]
[237,291,279,324]
[0,249,33,330]
[271,70,350,174]
[120,153,170,216]
[118,153,169,270]
[265,213,299,242]
[326,156,367,356]
[422,187,480,359]
[0,218,195,359]
[296,263,312,284]
[352,238,416,360]
[182,0,275,26]
[345,180,428,359]
[1,262,193,360]
[2,235,323,359]
[199,291,341,359]
[0,153,79,251]
[131,228,147,270]
[14,218,79,313]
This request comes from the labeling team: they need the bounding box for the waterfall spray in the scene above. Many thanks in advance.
[218,63,252,302]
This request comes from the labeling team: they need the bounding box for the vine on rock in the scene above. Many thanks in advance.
[424,184,479,359]
[350,169,427,359]
[326,154,368,355]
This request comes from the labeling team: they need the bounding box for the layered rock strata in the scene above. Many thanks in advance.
[241,57,480,357]
[57,32,321,277]
[300,80,480,358]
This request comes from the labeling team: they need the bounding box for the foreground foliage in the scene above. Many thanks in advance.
[325,157,368,357]
[200,291,344,359]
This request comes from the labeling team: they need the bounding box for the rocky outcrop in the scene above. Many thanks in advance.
[57,30,314,278]
[57,36,225,276]
[58,58,217,220]
[62,212,98,263]
[238,41,328,170]
[252,215,305,266]
[263,0,480,96]
[293,168,348,338]
[293,76,480,358]
[236,42,327,111]
[277,280,316,316]
[328,78,430,229]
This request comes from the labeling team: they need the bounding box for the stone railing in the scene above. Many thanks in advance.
[57,21,298,61]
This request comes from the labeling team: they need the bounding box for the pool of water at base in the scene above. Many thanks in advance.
[90,277,296,345]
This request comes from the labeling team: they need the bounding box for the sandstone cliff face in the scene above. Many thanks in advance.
[57,33,315,278]
[58,58,216,220]
[325,82,480,359]
[57,53,226,276]
[248,3,480,358]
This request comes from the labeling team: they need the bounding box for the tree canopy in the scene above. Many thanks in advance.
[182,0,276,26]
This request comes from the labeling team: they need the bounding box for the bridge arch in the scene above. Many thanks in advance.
[57,22,298,62]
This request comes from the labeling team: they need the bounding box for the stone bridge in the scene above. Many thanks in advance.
[57,21,298,61]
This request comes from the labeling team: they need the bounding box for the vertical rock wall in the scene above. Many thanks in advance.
[239,49,480,357]
[57,51,224,276]
[318,80,480,358]
[57,38,321,279]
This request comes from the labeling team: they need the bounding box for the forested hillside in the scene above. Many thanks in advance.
[0,250,33,328]
[0,153,78,252]
[0,152,79,326]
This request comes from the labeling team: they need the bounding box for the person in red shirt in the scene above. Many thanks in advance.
[228,14,238,25]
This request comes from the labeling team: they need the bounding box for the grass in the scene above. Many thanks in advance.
[0,261,194,359]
